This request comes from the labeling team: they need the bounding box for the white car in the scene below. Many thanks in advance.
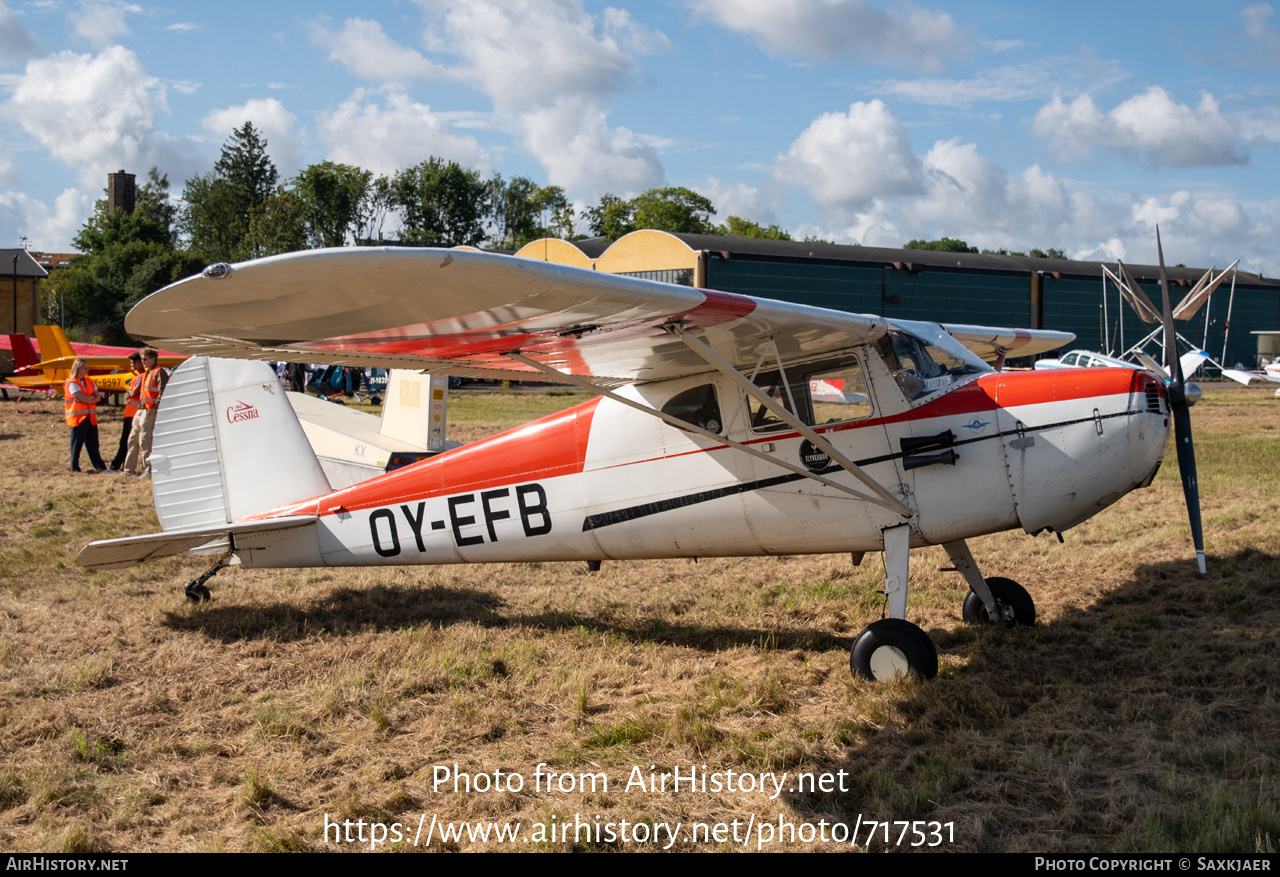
[1034,350,1135,370]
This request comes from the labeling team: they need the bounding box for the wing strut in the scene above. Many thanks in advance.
[666,325,910,517]
[505,353,910,515]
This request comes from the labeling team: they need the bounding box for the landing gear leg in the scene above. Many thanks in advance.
[850,524,938,681]
[184,551,232,603]
[943,540,1035,626]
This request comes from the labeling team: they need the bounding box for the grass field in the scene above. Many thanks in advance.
[0,385,1277,852]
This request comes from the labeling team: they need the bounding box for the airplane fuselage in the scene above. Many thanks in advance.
[234,357,1169,570]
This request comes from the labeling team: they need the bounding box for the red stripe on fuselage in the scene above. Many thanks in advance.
[250,397,602,520]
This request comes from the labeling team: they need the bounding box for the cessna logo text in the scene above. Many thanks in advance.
[226,401,260,424]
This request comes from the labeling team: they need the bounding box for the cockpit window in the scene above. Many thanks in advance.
[748,370,809,431]
[662,383,723,433]
[748,356,873,432]
[876,329,985,402]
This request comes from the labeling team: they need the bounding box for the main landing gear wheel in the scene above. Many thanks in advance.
[962,576,1035,627]
[850,619,938,681]
[184,582,212,603]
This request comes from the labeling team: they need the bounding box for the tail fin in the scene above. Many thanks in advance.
[32,325,75,362]
[150,357,331,531]
[379,369,450,450]
[8,334,38,370]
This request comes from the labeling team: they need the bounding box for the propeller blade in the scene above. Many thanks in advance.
[1156,227,1184,387]
[1172,403,1206,574]
[1156,226,1206,574]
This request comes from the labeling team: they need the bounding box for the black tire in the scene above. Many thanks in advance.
[962,576,1034,627]
[850,618,938,681]
[185,583,212,604]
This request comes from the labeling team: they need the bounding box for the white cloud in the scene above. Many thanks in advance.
[71,1,142,49]
[309,17,440,83]
[0,2,40,66]
[411,0,672,199]
[902,140,1070,244]
[1032,88,1280,168]
[688,0,969,72]
[774,100,921,205]
[165,22,199,33]
[0,147,15,186]
[419,0,658,112]
[521,99,663,198]
[875,56,1127,108]
[1242,3,1280,68]
[3,46,162,185]
[201,98,304,179]
[701,176,781,225]
[0,187,94,252]
[316,88,489,176]
[796,142,1280,276]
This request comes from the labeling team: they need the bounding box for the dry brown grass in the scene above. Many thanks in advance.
[0,386,1277,852]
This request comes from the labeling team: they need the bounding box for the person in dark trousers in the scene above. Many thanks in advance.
[65,358,106,473]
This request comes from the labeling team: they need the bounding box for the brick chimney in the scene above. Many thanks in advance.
[107,170,136,216]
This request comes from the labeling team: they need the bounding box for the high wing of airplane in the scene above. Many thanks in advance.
[78,243,1202,683]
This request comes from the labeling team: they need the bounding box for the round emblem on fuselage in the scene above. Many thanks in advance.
[799,439,831,472]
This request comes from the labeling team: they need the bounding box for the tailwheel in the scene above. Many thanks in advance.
[182,551,232,604]
[850,618,938,681]
[962,576,1034,627]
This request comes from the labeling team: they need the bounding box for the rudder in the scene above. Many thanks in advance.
[150,357,331,530]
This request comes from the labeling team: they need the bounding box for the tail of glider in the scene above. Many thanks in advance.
[32,325,76,363]
[8,334,39,370]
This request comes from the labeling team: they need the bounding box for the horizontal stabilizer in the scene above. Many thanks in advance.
[77,516,317,570]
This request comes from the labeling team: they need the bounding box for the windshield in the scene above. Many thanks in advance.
[877,322,989,402]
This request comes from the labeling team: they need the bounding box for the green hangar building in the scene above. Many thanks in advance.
[514,231,1280,368]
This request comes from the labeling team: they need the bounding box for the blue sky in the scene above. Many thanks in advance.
[2,0,1278,274]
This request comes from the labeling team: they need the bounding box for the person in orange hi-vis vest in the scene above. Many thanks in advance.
[108,351,144,472]
[65,358,106,474]
[123,347,169,478]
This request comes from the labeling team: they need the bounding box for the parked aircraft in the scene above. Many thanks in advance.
[1035,349,1205,406]
[289,369,461,489]
[5,326,186,393]
[78,238,1203,682]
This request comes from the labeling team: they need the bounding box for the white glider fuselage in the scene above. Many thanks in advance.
[233,357,1169,571]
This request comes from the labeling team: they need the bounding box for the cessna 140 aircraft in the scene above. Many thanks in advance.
[78,237,1205,682]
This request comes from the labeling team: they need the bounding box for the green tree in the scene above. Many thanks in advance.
[585,193,632,241]
[1029,247,1066,260]
[390,158,492,247]
[74,168,177,255]
[716,215,792,241]
[294,161,374,249]
[246,186,307,258]
[181,123,281,261]
[630,187,715,236]
[586,187,717,242]
[49,167,201,342]
[492,176,573,248]
[903,237,978,253]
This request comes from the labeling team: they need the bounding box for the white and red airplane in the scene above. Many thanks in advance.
[78,239,1204,682]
